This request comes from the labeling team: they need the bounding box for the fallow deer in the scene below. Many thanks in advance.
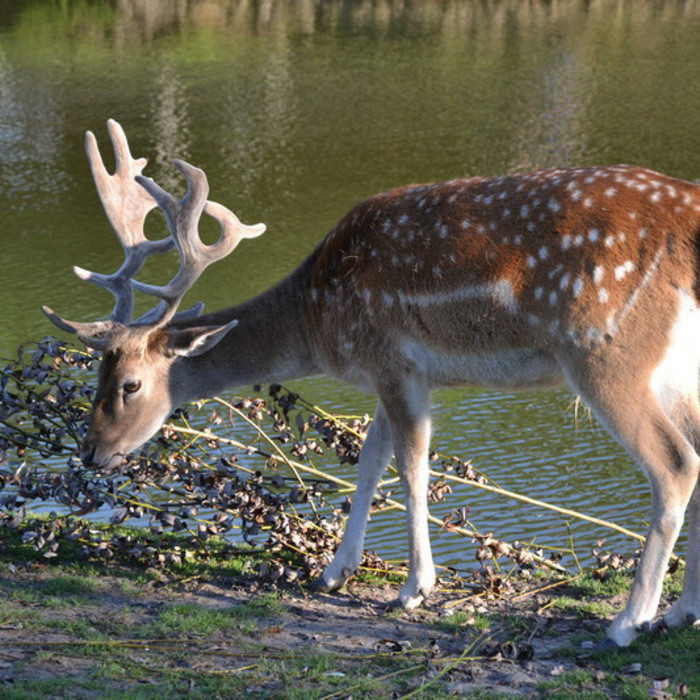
[44,120,700,649]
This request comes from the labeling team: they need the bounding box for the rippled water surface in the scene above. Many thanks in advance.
[2,0,700,564]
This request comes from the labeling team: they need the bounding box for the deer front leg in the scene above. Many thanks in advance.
[316,404,393,592]
[383,376,436,609]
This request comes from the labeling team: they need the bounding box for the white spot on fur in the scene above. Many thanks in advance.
[588,228,600,242]
[549,291,558,305]
[548,264,564,280]
[572,277,584,298]
[561,235,572,250]
[527,255,537,268]
[559,273,571,291]
[614,261,635,280]
[592,266,604,285]
[534,287,544,300]
[607,247,664,338]
[598,288,609,303]
[538,246,549,260]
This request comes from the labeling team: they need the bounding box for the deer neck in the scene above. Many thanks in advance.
[174,258,321,401]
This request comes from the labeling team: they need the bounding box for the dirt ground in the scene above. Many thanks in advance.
[0,563,657,698]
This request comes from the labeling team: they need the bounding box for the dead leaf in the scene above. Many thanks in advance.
[376,638,409,653]
[621,662,642,675]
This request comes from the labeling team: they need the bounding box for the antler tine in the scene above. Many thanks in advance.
[132,160,266,327]
[77,119,174,323]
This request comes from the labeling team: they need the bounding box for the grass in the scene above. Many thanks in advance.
[1,518,698,699]
[143,594,284,638]
[432,610,492,633]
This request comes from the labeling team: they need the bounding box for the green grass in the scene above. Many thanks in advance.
[432,610,491,633]
[42,574,103,596]
[549,594,616,618]
[144,593,285,638]
[537,669,609,699]
[594,626,700,697]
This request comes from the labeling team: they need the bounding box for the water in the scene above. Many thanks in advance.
[2,0,700,566]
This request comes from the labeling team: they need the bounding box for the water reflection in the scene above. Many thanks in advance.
[1,0,699,562]
[96,0,700,41]
[0,49,71,209]
[151,60,192,192]
[512,51,592,171]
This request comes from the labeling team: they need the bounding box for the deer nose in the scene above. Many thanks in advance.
[80,442,96,466]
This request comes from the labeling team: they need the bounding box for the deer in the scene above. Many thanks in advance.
[42,120,700,649]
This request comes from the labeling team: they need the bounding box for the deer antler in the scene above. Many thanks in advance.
[132,160,266,327]
[43,120,266,346]
[75,119,174,324]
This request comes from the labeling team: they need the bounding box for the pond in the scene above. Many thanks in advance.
[2,0,700,567]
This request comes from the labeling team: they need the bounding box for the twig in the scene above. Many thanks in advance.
[397,631,489,700]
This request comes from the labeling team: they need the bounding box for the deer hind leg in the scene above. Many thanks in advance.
[317,403,393,592]
[663,476,700,629]
[658,397,700,631]
[565,363,699,648]
[380,374,436,609]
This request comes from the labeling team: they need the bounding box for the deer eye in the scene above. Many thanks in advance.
[123,379,142,395]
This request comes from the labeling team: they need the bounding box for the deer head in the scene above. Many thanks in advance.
[43,120,265,467]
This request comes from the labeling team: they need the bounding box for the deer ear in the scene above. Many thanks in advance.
[166,320,238,358]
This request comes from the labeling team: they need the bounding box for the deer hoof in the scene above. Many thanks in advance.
[635,621,652,634]
[309,576,337,593]
[650,618,669,635]
[596,637,621,652]
[310,567,355,594]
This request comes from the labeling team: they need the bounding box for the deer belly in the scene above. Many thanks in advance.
[399,337,564,390]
